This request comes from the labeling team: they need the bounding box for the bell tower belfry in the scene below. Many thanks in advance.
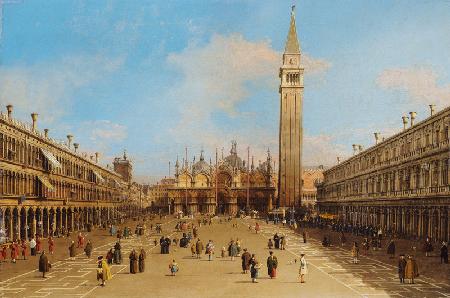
[278,6,304,208]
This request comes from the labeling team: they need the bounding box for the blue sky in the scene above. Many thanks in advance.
[1,0,449,182]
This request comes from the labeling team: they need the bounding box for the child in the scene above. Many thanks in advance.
[221,246,226,258]
[169,259,179,276]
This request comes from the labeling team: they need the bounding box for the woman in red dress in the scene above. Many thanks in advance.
[48,237,55,255]
[21,240,28,260]
[10,242,17,263]
[1,245,7,262]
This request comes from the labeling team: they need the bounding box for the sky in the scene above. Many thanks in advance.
[0,0,449,183]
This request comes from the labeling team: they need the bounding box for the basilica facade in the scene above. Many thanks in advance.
[167,142,276,215]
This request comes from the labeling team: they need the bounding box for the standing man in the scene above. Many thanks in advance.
[398,254,407,283]
[38,251,50,278]
[267,251,278,279]
[387,239,395,258]
[138,248,146,273]
[195,238,204,259]
[302,231,307,244]
[69,240,76,260]
[274,234,280,249]
[299,253,308,283]
[440,242,448,264]
[48,237,55,255]
[205,240,214,261]
[241,248,251,274]
[129,249,138,274]
[84,240,93,258]
[405,255,419,284]
[29,237,37,256]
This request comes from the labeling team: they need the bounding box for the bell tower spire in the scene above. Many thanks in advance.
[278,6,304,209]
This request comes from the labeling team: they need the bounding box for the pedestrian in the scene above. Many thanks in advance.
[21,239,28,260]
[405,255,419,284]
[205,240,214,261]
[129,249,138,274]
[423,237,433,257]
[169,259,179,276]
[77,232,83,248]
[241,248,251,274]
[249,254,260,283]
[10,241,17,263]
[255,223,260,234]
[302,231,307,244]
[48,237,55,255]
[160,236,166,254]
[190,242,196,258]
[138,248,146,273]
[339,232,346,247]
[398,254,407,284]
[274,233,280,249]
[30,237,37,256]
[84,240,93,258]
[299,253,308,283]
[36,235,42,253]
[106,249,113,265]
[440,242,448,264]
[281,237,287,250]
[195,238,204,259]
[114,242,122,264]
[267,251,278,279]
[229,240,238,261]
[221,246,226,258]
[268,239,273,250]
[387,239,395,258]
[351,242,359,264]
[97,256,112,286]
[38,251,51,278]
[69,240,76,260]
[1,245,7,262]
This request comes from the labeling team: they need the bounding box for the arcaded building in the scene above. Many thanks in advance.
[168,142,276,215]
[0,105,140,242]
[317,105,450,242]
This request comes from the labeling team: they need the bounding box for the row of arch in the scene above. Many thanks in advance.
[0,205,140,242]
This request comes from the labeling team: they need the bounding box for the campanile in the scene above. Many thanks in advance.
[278,6,303,208]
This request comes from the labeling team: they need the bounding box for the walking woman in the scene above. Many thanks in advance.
[138,248,146,273]
[249,254,261,283]
[299,254,308,283]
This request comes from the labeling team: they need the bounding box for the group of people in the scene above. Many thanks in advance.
[0,235,55,264]
[268,233,287,250]
[128,248,146,274]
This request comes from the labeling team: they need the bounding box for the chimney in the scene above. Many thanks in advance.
[6,104,13,119]
[402,116,409,130]
[358,145,364,153]
[352,144,358,155]
[95,152,99,163]
[66,135,73,148]
[374,132,380,145]
[44,129,49,138]
[409,112,417,127]
[337,157,341,164]
[429,104,435,116]
[30,113,38,131]
[73,143,79,153]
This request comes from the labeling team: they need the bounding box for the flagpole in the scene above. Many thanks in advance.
[215,148,218,215]
[185,146,188,216]
[246,146,250,214]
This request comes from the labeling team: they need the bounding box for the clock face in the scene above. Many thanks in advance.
[289,58,296,65]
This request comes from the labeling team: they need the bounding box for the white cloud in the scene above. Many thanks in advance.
[303,134,348,167]
[87,120,128,142]
[0,55,124,123]
[162,33,332,169]
[376,66,450,108]
[167,33,331,120]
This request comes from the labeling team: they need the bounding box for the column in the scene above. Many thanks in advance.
[23,207,28,240]
[8,212,13,240]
